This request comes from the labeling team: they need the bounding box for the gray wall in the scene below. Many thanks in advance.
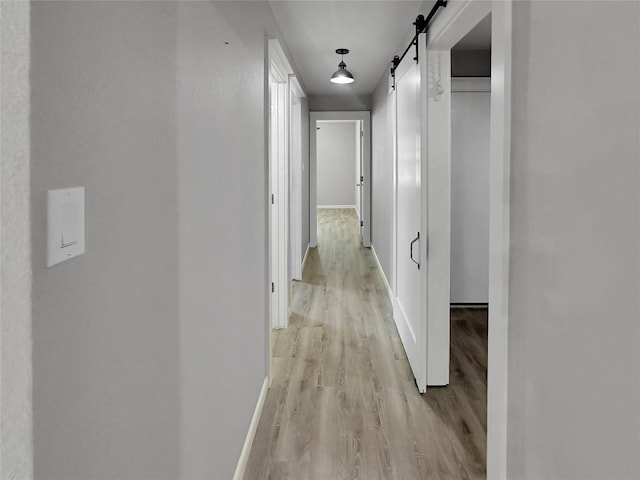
[176,3,287,477]
[1,1,33,478]
[317,122,356,206]
[451,50,491,77]
[30,2,295,479]
[309,94,372,111]
[507,2,640,479]
[370,73,394,285]
[31,3,180,479]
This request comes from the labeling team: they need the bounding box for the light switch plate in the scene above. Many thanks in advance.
[47,187,85,267]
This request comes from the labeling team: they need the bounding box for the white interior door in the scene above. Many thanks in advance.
[289,92,303,281]
[269,79,281,329]
[269,70,289,330]
[393,58,426,391]
[356,121,364,237]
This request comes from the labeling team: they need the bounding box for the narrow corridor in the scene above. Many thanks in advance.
[245,209,487,480]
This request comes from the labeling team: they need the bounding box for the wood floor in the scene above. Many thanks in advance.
[244,208,487,480]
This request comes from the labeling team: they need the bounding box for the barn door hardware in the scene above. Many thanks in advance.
[390,0,447,89]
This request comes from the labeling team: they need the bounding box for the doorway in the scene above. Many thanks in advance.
[316,120,361,216]
[268,60,289,331]
[424,1,512,478]
[448,21,492,433]
[309,111,371,248]
[289,78,305,282]
[268,39,305,334]
[386,0,511,475]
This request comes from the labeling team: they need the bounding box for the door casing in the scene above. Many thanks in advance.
[422,1,513,478]
[268,39,294,337]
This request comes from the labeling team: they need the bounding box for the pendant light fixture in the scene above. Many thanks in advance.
[330,48,355,85]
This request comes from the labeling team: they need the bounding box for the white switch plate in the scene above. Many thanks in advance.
[47,187,85,267]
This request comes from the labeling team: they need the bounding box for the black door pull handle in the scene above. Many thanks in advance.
[410,232,420,269]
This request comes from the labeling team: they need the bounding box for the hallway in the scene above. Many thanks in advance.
[245,209,487,480]
[4,2,639,478]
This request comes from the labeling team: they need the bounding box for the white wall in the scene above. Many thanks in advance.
[507,2,640,479]
[370,71,394,286]
[450,89,490,304]
[317,122,357,207]
[1,1,33,478]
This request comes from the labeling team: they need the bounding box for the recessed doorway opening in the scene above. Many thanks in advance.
[424,2,512,478]
[309,111,371,249]
[315,120,364,244]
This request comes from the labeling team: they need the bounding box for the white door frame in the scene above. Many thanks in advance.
[424,1,512,478]
[289,76,305,281]
[268,39,293,331]
[309,111,371,248]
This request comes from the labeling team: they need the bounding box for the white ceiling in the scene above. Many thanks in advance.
[270,1,431,96]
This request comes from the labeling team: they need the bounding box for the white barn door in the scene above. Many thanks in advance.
[393,56,427,391]
[393,43,451,392]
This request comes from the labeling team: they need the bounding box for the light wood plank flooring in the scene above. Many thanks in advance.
[244,208,487,480]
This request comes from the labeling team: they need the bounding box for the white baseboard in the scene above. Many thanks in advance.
[317,205,356,209]
[233,377,268,480]
[302,244,310,271]
[371,245,393,302]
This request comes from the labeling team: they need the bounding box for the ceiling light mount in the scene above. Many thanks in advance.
[330,48,355,85]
